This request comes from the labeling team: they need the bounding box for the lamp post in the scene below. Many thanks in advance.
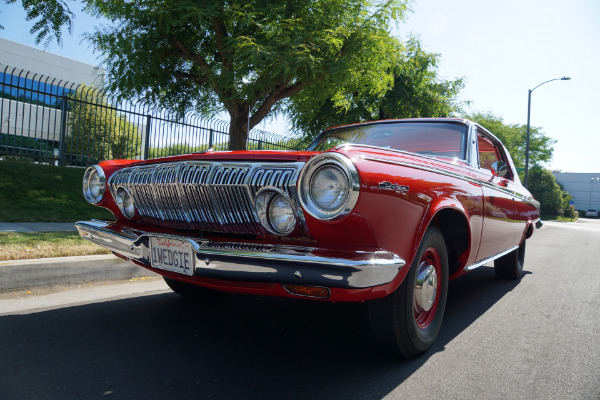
[524,76,571,188]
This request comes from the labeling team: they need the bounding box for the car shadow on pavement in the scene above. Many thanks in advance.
[0,266,524,400]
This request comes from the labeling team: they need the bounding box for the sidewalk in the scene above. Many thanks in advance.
[0,222,156,291]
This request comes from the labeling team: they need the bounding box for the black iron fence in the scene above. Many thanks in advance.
[0,65,302,167]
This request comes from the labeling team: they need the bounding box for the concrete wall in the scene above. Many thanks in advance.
[554,172,600,211]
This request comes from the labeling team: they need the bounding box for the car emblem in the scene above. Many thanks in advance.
[379,181,410,192]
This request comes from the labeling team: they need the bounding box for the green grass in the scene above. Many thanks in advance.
[0,232,110,261]
[541,214,579,222]
[0,160,114,222]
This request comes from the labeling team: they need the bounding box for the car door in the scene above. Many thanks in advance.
[472,127,524,262]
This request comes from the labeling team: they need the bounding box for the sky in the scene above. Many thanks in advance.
[1,0,599,172]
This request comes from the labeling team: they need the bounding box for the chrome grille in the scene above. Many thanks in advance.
[108,161,304,234]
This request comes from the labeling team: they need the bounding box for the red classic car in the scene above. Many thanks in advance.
[76,118,541,357]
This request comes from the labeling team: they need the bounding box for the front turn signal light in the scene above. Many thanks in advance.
[283,284,331,299]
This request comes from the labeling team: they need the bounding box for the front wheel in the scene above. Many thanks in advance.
[367,226,449,357]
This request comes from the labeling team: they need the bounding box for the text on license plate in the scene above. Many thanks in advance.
[149,237,195,276]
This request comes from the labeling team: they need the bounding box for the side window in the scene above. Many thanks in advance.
[477,133,501,171]
[477,131,512,180]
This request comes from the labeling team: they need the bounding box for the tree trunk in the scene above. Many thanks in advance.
[228,113,249,151]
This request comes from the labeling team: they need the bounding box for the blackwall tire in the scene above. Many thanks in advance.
[367,226,449,357]
[494,240,526,280]
[163,277,218,299]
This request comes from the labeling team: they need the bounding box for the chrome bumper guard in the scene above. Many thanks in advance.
[75,220,405,289]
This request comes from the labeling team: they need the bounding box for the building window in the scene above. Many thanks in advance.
[1,71,75,108]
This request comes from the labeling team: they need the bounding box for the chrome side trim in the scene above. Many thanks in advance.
[360,155,539,208]
[360,155,477,185]
[75,220,405,289]
[463,246,518,271]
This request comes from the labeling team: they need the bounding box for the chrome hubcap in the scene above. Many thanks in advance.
[414,262,437,313]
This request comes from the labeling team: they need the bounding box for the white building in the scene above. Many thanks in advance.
[553,172,600,211]
[0,37,104,87]
[1,38,105,143]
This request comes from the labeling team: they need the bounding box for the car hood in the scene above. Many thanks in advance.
[97,146,471,179]
[99,150,320,168]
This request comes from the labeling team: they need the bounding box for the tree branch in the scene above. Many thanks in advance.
[171,39,231,107]
[171,40,212,76]
[174,71,210,86]
[210,15,232,71]
[249,80,306,128]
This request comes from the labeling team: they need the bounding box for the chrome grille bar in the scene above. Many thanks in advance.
[108,161,304,234]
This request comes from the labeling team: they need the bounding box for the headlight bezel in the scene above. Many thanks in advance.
[82,165,106,204]
[255,187,297,235]
[115,185,136,219]
[298,153,360,221]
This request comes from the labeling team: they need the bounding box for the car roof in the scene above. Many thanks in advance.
[323,118,472,132]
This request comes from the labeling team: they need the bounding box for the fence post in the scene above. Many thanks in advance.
[258,140,263,150]
[58,95,68,166]
[209,128,213,149]
[143,114,151,160]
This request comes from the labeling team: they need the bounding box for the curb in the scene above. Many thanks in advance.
[0,254,157,291]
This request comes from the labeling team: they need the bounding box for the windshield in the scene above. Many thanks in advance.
[307,122,468,161]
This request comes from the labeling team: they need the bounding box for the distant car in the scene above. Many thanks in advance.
[76,118,541,357]
[586,209,598,217]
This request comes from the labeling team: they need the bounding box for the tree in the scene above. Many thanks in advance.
[84,0,409,150]
[65,85,141,162]
[466,112,555,176]
[286,37,464,137]
[558,181,577,219]
[1,0,76,45]
[376,38,465,120]
[528,166,572,216]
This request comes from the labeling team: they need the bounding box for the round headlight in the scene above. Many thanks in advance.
[268,194,296,234]
[309,165,350,211]
[116,186,136,219]
[298,153,359,220]
[83,165,105,204]
[255,188,297,235]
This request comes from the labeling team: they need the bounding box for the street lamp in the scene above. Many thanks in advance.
[524,76,571,188]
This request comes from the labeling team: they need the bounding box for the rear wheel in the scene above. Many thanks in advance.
[367,226,449,357]
[163,277,218,299]
[494,240,526,279]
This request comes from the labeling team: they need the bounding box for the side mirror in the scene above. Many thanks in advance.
[490,161,508,179]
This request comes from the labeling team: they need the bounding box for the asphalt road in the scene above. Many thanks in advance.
[1,220,599,400]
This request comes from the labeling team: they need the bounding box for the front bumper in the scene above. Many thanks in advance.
[75,220,405,289]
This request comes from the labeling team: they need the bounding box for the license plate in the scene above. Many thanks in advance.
[149,237,195,276]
